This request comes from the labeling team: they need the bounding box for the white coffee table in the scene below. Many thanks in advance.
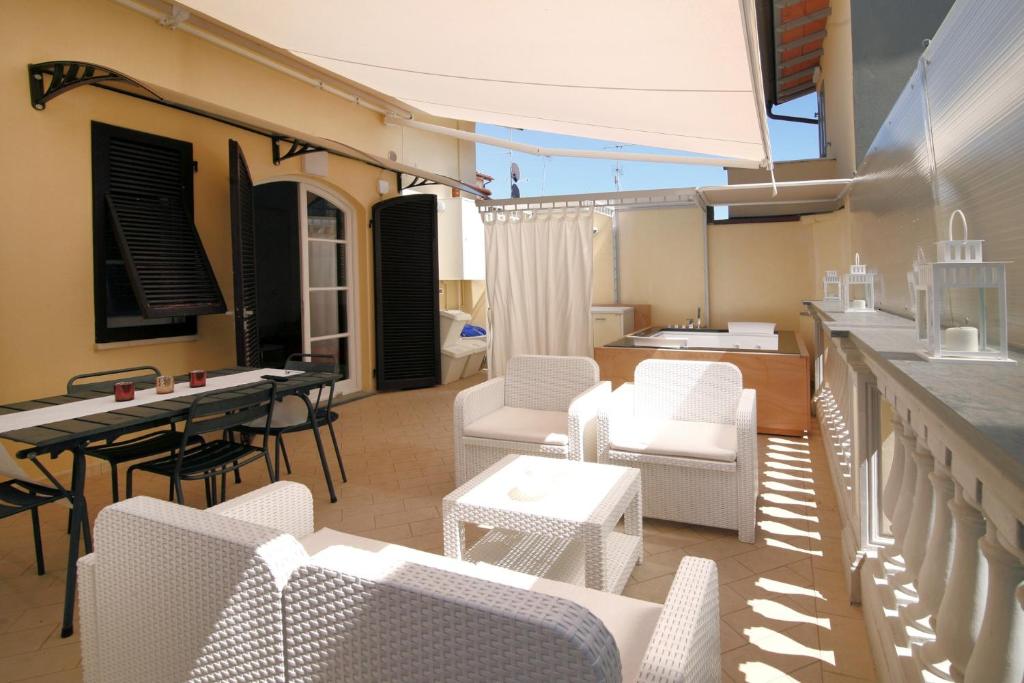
[442,454,643,594]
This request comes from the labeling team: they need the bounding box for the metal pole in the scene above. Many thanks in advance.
[612,211,621,304]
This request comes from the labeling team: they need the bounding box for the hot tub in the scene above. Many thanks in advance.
[594,325,810,435]
[625,327,780,351]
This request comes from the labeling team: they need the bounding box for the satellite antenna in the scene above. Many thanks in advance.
[510,161,521,198]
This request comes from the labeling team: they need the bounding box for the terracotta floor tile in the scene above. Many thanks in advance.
[722,621,747,653]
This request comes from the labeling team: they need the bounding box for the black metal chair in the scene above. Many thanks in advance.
[231,353,346,493]
[125,382,278,507]
[69,366,200,502]
[0,451,66,575]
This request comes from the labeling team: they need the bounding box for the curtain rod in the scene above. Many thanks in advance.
[476,188,700,212]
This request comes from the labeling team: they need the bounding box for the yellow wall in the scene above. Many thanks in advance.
[707,210,849,351]
[616,207,706,326]
[439,280,487,326]
[0,0,469,412]
[819,0,857,177]
[708,220,814,335]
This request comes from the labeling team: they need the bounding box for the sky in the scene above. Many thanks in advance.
[474,93,820,200]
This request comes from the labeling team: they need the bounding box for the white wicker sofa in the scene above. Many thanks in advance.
[598,359,758,543]
[78,481,719,683]
[453,355,610,485]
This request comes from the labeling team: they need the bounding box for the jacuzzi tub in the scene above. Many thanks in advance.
[625,328,780,351]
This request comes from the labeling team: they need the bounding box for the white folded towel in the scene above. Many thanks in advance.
[727,322,776,335]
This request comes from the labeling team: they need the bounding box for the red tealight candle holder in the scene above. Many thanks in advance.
[114,381,135,402]
[189,369,207,388]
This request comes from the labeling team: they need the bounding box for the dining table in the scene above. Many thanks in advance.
[0,366,342,637]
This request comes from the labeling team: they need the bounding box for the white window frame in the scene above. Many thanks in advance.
[298,182,360,394]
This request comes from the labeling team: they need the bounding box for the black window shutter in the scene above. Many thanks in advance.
[372,194,440,390]
[229,140,261,367]
[103,132,226,318]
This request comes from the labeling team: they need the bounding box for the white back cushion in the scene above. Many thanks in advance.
[89,497,306,683]
[284,545,623,683]
[634,359,742,424]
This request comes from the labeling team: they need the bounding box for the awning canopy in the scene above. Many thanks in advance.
[175,0,773,167]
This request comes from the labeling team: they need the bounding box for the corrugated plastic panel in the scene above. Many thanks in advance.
[849,0,1024,343]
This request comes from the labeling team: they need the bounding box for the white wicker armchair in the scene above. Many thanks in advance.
[598,359,758,543]
[453,355,609,485]
[78,482,721,683]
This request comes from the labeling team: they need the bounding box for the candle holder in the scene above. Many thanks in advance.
[114,381,135,402]
[189,370,207,388]
[906,247,929,342]
[822,270,841,302]
[842,253,875,313]
[915,210,1014,363]
[155,375,175,394]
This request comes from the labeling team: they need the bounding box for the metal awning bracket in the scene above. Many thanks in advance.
[28,61,161,111]
[271,135,326,165]
[400,176,438,191]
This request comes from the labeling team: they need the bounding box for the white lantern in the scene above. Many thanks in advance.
[917,210,1013,363]
[822,270,841,301]
[842,253,875,313]
[906,247,929,341]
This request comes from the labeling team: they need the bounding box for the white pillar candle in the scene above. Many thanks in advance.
[943,326,979,353]
[850,299,867,310]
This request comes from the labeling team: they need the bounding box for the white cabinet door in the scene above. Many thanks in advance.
[437,196,486,280]
[592,312,624,347]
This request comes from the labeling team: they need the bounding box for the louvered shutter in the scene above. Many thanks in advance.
[372,194,441,390]
[103,133,226,318]
[229,140,261,367]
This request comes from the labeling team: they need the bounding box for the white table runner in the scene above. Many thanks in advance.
[0,368,300,435]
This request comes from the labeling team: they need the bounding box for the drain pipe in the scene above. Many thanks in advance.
[767,105,819,125]
[702,208,711,327]
[611,211,621,304]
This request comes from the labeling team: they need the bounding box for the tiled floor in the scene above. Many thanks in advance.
[0,374,877,682]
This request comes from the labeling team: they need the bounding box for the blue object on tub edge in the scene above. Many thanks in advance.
[461,324,486,337]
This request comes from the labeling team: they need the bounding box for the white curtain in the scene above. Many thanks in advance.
[484,208,594,377]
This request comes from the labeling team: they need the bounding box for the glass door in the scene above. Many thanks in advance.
[300,186,359,393]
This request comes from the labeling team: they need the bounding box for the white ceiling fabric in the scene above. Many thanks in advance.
[177,0,772,165]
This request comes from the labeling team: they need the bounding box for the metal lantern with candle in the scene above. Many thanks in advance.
[823,270,841,302]
[906,247,929,342]
[916,210,1013,363]
[842,253,875,313]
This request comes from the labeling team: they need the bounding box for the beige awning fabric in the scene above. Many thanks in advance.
[174,0,773,166]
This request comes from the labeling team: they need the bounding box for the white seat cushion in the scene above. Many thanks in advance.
[610,418,737,462]
[301,528,660,682]
[463,406,569,446]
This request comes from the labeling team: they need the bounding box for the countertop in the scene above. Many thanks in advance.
[805,300,1024,475]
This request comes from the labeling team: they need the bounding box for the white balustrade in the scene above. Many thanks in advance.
[962,529,1024,683]
[881,412,906,529]
[891,442,936,592]
[919,488,988,681]
[883,423,919,568]
[902,465,956,632]
[805,302,1023,683]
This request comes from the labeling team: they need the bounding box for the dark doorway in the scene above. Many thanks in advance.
[253,181,301,368]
